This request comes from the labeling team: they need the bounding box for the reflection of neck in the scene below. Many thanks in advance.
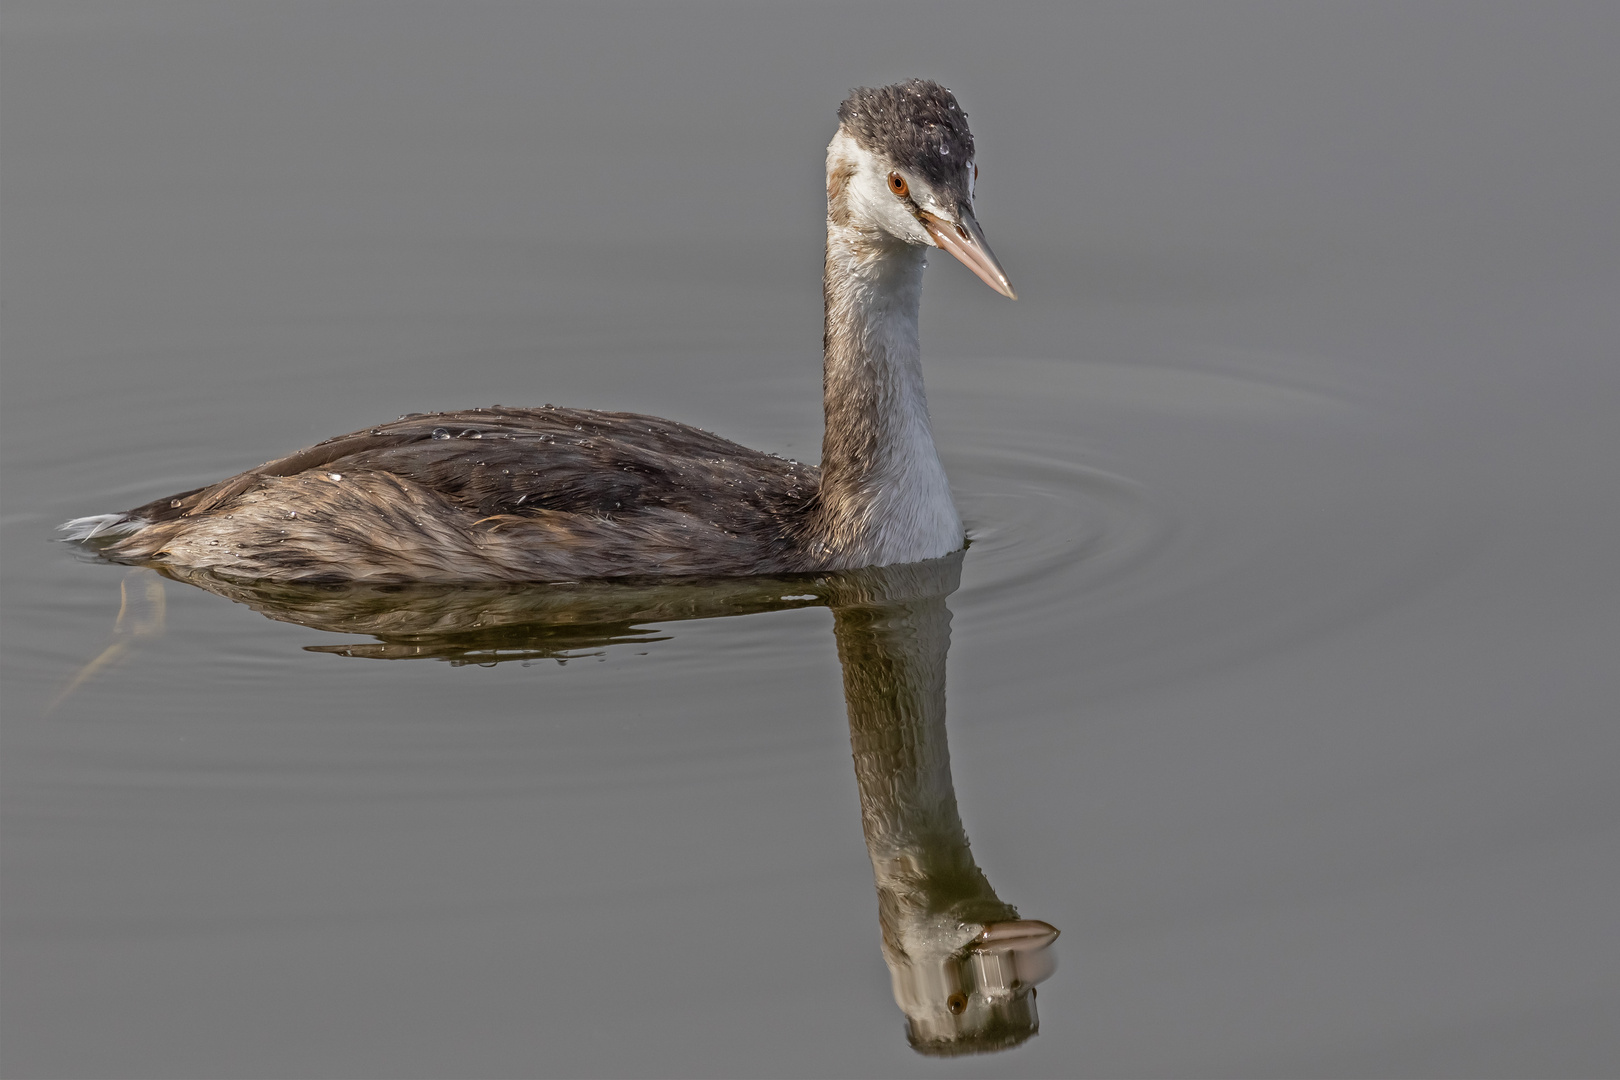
[829,556,1044,1056]
[834,592,1017,954]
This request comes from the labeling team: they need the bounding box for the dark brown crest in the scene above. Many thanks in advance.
[837,79,975,203]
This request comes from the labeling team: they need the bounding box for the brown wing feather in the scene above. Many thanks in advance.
[106,407,824,581]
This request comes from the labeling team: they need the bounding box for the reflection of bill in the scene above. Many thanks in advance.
[890,921,1060,1055]
[832,554,1058,1056]
[135,551,1058,1055]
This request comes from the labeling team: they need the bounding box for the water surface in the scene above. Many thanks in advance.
[3,4,1618,1077]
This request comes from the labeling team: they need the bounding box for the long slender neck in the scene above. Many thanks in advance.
[811,212,963,569]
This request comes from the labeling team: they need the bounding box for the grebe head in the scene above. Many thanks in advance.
[830,79,1016,298]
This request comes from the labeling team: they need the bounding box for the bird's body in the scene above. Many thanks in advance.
[63,80,1014,582]
[75,407,819,581]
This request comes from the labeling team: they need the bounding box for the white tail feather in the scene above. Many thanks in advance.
[58,513,143,542]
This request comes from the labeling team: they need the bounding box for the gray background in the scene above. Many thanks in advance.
[3,3,1618,1076]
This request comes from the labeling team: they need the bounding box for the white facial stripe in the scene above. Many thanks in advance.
[828,129,937,245]
[915,183,949,215]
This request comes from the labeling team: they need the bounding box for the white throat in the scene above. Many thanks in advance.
[814,132,964,568]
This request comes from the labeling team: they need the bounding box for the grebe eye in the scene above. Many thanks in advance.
[973,163,979,182]
[887,172,909,197]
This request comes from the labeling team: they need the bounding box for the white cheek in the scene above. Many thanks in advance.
[852,174,932,244]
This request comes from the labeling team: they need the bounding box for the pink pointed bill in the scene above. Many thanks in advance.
[921,209,1017,299]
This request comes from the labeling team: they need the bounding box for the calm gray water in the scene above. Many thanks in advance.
[3,4,1619,1077]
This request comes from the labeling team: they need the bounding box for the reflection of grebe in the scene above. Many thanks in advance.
[62,80,1014,582]
[833,556,1057,1056]
[143,554,1058,1055]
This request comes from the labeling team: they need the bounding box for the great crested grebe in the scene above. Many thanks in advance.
[62,80,1015,582]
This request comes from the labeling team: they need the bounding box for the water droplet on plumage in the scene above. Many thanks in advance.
[431,428,450,439]
[327,473,342,481]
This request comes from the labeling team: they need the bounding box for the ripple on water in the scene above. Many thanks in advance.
[935,355,1477,701]
[952,446,1172,621]
[24,353,1477,708]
